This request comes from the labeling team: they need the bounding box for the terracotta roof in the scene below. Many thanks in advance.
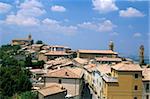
[73,58,88,65]
[39,50,48,54]
[78,49,118,54]
[102,74,118,83]
[30,69,46,74]
[142,67,150,81]
[95,57,122,62]
[45,51,70,56]
[97,64,111,74]
[32,44,44,47]
[45,68,83,79]
[112,62,142,71]
[38,84,66,96]
[84,64,96,72]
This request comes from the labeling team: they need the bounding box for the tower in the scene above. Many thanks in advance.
[139,45,144,65]
[28,34,32,40]
[109,40,114,51]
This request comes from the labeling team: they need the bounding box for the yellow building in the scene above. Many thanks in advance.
[102,62,143,99]
[11,34,33,46]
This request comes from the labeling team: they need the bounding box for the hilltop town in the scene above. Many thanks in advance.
[0,35,149,99]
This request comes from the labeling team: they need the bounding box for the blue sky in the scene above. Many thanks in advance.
[0,0,149,57]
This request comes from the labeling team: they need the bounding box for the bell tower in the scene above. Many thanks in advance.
[109,40,114,51]
[28,34,32,40]
[139,45,144,65]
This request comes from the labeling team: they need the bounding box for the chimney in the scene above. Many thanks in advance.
[65,72,69,76]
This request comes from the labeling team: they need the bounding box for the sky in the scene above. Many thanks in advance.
[0,0,149,57]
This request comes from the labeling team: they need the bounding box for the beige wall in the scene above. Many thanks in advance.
[77,53,117,59]
[45,77,83,99]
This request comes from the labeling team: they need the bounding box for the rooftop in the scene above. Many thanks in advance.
[45,67,83,79]
[112,62,142,71]
[102,74,118,83]
[97,64,111,74]
[73,58,88,65]
[78,49,118,54]
[84,64,96,73]
[45,51,70,56]
[38,84,66,96]
[95,57,122,62]
[142,67,150,81]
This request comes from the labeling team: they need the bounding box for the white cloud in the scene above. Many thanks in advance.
[51,5,66,12]
[110,32,119,36]
[6,14,40,26]
[0,2,11,13]
[42,18,77,35]
[92,0,118,13]
[18,0,46,17]
[78,22,97,30]
[119,7,144,17]
[98,20,117,32]
[78,20,117,32]
[5,0,45,26]
[133,33,142,37]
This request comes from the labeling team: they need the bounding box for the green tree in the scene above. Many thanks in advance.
[0,66,32,97]
[20,91,37,99]
[25,55,32,67]
[35,40,43,44]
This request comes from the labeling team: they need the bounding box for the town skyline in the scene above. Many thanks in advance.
[0,0,149,57]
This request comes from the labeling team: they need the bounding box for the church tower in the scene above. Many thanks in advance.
[28,34,32,40]
[139,45,144,65]
[109,40,114,51]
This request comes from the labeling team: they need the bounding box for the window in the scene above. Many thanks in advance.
[134,85,138,90]
[135,74,138,78]
[146,83,149,90]
[146,95,149,99]
[134,97,137,99]
[58,79,62,84]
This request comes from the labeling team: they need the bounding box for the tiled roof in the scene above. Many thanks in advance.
[45,68,83,79]
[45,51,70,56]
[84,64,96,72]
[142,67,150,81]
[97,64,111,74]
[102,74,118,83]
[78,49,118,54]
[38,84,66,96]
[30,69,46,74]
[73,58,88,65]
[39,50,48,53]
[112,62,142,71]
[32,44,44,47]
[95,57,122,62]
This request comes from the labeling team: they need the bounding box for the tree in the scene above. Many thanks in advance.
[35,40,43,44]
[0,66,32,97]
[25,54,32,67]
[20,91,37,99]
